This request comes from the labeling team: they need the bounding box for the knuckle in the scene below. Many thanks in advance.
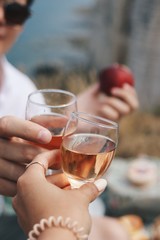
[10,163,24,181]
[90,183,99,197]
[132,100,139,110]
[113,112,120,120]
[119,105,130,116]
[85,182,98,199]
[110,112,120,121]
[17,175,27,190]
[0,178,16,196]
[23,124,34,137]
[9,164,17,179]
[0,116,12,134]
[20,145,38,162]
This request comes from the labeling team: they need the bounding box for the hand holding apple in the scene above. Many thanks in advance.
[98,63,135,95]
[77,63,138,122]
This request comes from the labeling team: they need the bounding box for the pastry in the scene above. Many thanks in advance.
[127,159,157,187]
[119,215,150,240]
[119,214,144,233]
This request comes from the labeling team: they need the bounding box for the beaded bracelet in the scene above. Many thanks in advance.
[27,216,89,240]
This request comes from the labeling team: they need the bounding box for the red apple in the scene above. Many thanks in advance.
[98,63,135,95]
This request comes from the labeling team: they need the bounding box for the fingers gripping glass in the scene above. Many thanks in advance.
[26,89,77,150]
[4,2,31,25]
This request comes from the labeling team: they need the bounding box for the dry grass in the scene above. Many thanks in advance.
[32,67,160,159]
[32,66,97,95]
[117,111,160,158]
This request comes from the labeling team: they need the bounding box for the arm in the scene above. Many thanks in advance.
[77,83,139,121]
[12,151,107,239]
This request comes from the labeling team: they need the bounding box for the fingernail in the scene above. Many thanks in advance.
[38,129,51,143]
[94,179,107,192]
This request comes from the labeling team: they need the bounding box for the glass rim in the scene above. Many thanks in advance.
[71,111,118,129]
[27,89,77,108]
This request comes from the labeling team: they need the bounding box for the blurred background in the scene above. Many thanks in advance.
[7,0,160,158]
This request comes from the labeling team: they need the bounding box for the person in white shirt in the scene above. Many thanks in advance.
[0,0,139,239]
[0,0,41,239]
[0,57,37,118]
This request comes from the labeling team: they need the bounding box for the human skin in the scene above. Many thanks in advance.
[0,0,139,122]
[0,0,139,197]
[78,83,139,121]
[12,151,107,239]
[0,82,139,196]
[0,0,28,55]
[0,2,138,239]
[0,116,53,196]
[89,216,129,240]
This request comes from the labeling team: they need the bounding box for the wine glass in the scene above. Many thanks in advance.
[61,112,118,188]
[25,89,77,150]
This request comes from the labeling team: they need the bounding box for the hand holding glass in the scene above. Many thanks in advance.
[61,112,118,188]
[25,89,77,149]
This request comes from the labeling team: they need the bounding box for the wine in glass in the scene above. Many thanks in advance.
[25,89,77,150]
[61,112,118,188]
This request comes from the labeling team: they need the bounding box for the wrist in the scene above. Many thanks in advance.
[38,227,76,240]
[27,216,88,240]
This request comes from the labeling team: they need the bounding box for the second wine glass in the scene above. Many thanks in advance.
[25,89,77,150]
[61,112,119,188]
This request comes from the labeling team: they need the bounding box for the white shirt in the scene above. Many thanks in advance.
[0,57,37,118]
[0,57,37,215]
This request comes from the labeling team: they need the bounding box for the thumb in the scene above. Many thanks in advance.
[79,179,107,203]
[88,82,100,96]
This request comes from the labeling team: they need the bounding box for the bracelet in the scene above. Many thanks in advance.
[27,216,89,240]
